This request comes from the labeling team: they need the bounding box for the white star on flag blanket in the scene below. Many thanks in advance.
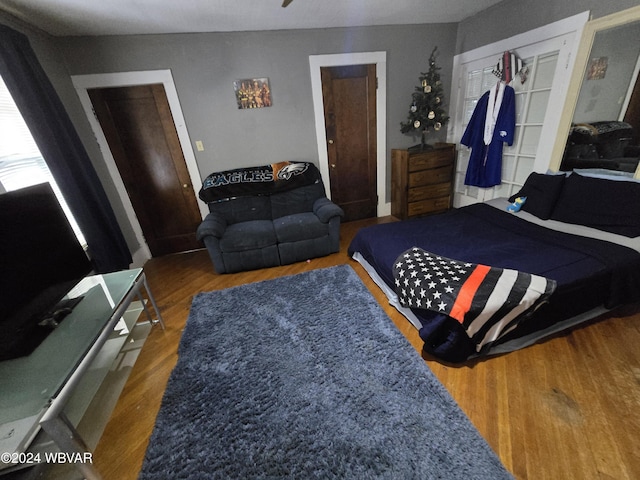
[392,247,556,351]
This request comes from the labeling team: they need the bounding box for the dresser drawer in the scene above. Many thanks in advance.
[408,165,453,187]
[408,182,451,202]
[408,149,454,172]
[407,196,451,216]
[391,144,456,220]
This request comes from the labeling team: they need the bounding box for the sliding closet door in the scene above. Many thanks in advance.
[452,33,578,207]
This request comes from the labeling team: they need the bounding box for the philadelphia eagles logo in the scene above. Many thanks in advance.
[275,162,309,180]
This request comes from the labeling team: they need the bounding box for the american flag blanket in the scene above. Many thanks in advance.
[393,247,556,353]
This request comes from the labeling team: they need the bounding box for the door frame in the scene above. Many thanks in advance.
[72,69,205,265]
[309,51,389,216]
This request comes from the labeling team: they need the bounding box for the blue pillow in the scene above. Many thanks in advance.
[509,173,565,219]
[550,173,640,237]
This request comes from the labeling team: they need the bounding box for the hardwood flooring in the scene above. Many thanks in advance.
[94,217,640,480]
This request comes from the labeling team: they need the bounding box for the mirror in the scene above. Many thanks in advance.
[550,5,640,178]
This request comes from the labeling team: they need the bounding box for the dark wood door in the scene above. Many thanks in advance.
[624,73,640,145]
[89,84,202,257]
[321,64,377,221]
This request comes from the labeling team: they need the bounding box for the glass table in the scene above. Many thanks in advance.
[0,268,164,479]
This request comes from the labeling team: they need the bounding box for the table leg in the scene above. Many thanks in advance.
[137,274,165,329]
[39,412,101,480]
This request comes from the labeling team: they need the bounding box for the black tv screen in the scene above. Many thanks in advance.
[0,183,93,360]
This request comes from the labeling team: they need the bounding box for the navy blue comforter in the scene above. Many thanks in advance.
[348,204,640,362]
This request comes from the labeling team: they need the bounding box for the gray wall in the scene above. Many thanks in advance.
[56,25,457,180]
[456,0,640,54]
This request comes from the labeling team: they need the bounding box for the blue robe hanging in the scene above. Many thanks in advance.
[462,83,516,188]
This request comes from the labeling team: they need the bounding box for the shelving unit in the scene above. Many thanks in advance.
[0,269,163,480]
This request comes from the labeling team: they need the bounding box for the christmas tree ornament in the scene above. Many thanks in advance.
[400,46,450,151]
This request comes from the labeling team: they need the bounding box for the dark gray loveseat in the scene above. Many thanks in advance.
[196,162,344,273]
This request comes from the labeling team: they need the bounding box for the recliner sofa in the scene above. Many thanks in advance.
[196,162,344,274]
[562,121,639,172]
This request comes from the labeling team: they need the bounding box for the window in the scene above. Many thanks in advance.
[0,75,86,245]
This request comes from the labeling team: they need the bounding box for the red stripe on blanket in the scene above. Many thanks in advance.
[449,264,491,323]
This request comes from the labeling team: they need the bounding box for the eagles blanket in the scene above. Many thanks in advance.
[199,162,320,203]
[393,247,556,353]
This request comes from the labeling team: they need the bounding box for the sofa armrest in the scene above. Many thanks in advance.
[196,212,228,240]
[313,197,344,223]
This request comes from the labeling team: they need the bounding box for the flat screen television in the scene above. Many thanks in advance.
[0,183,93,361]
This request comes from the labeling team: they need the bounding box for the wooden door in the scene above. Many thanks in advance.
[321,64,377,221]
[624,73,640,145]
[88,84,202,257]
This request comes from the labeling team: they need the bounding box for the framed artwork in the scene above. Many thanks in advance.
[234,77,272,109]
[587,57,608,80]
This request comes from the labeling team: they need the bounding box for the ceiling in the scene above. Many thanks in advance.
[0,0,504,37]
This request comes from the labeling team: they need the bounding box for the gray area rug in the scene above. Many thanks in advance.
[139,265,513,479]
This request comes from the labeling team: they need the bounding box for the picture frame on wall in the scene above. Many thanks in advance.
[587,57,608,80]
[234,77,272,109]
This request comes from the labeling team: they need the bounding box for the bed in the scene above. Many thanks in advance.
[348,171,640,362]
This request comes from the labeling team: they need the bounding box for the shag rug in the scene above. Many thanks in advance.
[139,265,513,479]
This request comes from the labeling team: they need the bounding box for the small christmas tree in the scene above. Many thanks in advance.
[400,46,449,150]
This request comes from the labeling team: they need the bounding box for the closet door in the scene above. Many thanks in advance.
[452,33,577,206]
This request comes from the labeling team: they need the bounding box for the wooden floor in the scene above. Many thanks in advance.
[94,217,640,480]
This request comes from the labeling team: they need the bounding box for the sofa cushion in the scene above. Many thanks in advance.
[273,213,329,243]
[219,220,277,252]
[271,182,326,219]
[209,196,272,224]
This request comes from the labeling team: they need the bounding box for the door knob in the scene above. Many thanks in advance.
[183,183,189,188]
[331,164,336,169]
[328,139,334,144]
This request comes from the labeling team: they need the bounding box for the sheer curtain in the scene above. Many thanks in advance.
[0,24,132,273]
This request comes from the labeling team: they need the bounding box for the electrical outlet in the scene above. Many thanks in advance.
[195,140,204,151]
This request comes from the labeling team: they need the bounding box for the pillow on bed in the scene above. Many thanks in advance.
[509,172,565,219]
[573,168,638,182]
[550,172,640,237]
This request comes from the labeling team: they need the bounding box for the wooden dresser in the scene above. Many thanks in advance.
[391,143,456,220]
